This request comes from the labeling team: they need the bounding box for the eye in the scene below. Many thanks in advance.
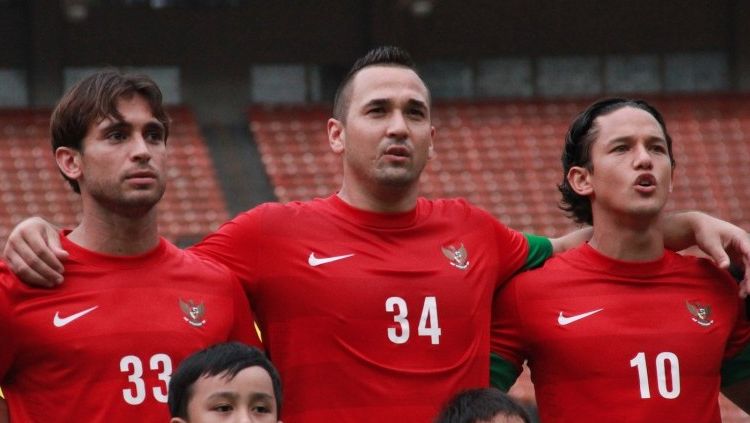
[251,405,272,414]
[367,106,386,116]
[212,403,234,413]
[610,144,628,153]
[107,131,127,142]
[649,144,667,154]
[145,130,165,144]
[407,108,426,119]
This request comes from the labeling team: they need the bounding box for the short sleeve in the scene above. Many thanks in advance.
[721,297,750,387]
[190,208,263,290]
[490,217,529,284]
[491,275,528,372]
[523,233,553,270]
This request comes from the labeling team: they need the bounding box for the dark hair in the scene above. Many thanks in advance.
[168,342,283,419]
[332,45,427,121]
[434,388,531,423]
[50,70,170,193]
[558,98,676,225]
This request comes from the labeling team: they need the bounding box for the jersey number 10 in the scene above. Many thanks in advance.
[630,351,681,399]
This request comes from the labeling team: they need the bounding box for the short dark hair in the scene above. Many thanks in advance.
[558,98,676,225]
[168,342,283,419]
[332,45,427,121]
[434,388,531,423]
[50,70,170,193]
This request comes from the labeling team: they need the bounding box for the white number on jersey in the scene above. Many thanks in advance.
[385,296,442,345]
[630,352,681,399]
[120,353,174,405]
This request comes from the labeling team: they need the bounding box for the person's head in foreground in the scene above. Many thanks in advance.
[434,388,531,423]
[168,342,282,423]
[558,97,675,226]
[328,45,436,211]
[51,69,170,217]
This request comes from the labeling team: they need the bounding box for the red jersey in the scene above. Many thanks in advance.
[193,195,541,422]
[491,243,750,423]
[0,234,260,422]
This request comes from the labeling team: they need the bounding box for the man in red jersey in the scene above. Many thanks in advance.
[5,49,750,423]
[0,71,261,422]
[491,98,750,422]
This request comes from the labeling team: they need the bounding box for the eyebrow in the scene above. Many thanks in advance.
[363,98,428,109]
[606,135,666,145]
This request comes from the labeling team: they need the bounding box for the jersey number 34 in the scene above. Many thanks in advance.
[385,296,442,345]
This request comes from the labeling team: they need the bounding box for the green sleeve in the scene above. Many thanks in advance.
[722,343,750,387]
[522,233,553,270]
[490,352,522,391]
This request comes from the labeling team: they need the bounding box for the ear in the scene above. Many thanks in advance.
[427,125,436,160]
[55,147,82,181]
[567,166,593,196]
[327,118,345,154]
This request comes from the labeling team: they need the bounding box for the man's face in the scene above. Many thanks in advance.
[330,65,435,192]
[177,367,280,423]
[71,94,167,217]
[574,106,673,223]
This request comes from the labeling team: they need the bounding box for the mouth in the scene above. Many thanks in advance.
[125,169,159,185]
[382,144,411,159]
[634,174,657,192]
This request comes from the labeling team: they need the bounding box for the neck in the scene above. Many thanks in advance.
[337,180,418,213]
[588,212,664,261]
[67,199,160,256]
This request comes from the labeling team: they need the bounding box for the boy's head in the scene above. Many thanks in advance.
[168,342,282,423]
[434,388,531,423]
[558,98,675,225]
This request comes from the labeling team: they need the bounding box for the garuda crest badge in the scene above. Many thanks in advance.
[180,299,206,327]
[686,301,714,327]
[442,243,470,270]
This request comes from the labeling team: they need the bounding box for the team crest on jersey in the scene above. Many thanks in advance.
[442,243,470,270]
[180,299,206,327]
[686,301,714,327]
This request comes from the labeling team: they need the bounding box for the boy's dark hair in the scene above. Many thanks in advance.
[558,98,675,225]
[50,70,170,193]
[168,342,282,419]
[332,45,428,121]
[434,388,531,423]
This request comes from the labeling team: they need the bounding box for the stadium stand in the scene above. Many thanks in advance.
[0,106,229,247]
[249,94,750,422]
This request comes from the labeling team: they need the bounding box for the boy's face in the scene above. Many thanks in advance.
[171,366,281,423]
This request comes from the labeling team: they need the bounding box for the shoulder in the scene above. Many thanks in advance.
[508,246,583,284]
[666,251,737,290]
[163,243,239,285]
[419,197,502,224]
[231,199,323,225]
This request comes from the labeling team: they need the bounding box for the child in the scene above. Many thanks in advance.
[168,342,282,423]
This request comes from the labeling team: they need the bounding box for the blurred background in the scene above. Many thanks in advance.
[1,1,749,420]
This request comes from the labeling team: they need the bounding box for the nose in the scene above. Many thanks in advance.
[130,135,152,163]
[633,144,652,169]
[386,111,409,139]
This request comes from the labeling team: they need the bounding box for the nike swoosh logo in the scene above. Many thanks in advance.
[557,308,603,326]
[308,253,354,267]
[53,306,99,328]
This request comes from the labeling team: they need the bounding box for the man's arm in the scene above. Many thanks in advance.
[549,211,750,295]
[2,217,66,287]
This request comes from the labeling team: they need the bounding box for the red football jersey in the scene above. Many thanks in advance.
[193,195,532,422]
[0,234,260,422]
[492,243,750,423]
